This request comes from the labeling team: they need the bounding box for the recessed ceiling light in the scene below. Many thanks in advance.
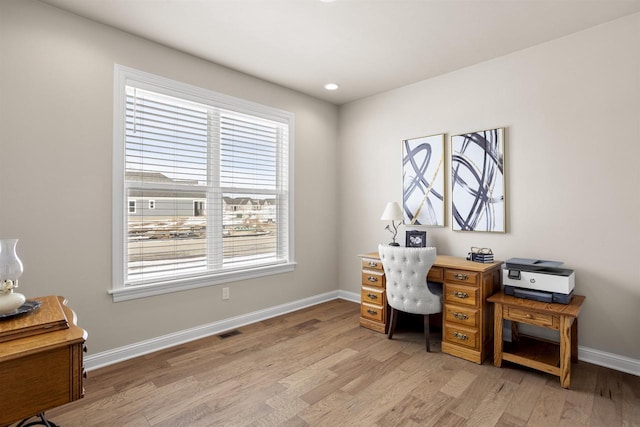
[324,83,339,91]
[319,0,337,3]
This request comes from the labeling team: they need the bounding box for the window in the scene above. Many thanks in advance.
[193,200,204,217]
[111,65,295,301]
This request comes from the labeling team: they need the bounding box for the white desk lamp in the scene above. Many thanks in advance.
[381,202,403,246]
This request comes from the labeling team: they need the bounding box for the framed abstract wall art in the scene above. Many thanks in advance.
[402,134,445,227]
[451,128,505,232]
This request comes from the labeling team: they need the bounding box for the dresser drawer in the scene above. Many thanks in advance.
[361,258,384,272]
[444,305,478,328]
[443,324,478,349]
[361,287,385,305]
[361,303,385,322]
[507,307,558,329]
[428,266,444,282]
[361,271,385,288]
[444,283,479,307]
[445,269,479,286]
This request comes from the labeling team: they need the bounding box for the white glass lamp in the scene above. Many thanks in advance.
[0,239,26,314]
[381,202,403,246]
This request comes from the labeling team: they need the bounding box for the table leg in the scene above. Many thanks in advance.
[571,317,578,363]
[559,315,572,389]
[493,302,503,367]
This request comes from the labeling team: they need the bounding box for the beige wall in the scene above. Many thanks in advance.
[337,13,640,360]
[0,0,339,353]
[1,0,638,364]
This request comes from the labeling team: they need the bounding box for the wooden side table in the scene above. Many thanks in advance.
[0,296,87,426]
[487,292,585,389]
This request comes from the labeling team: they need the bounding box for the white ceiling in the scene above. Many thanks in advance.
[40,0,640,105]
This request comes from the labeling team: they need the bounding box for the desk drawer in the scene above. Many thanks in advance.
[444,283,478,307]
[445,269,479,286]
[428,266,444,282]
[443,324,478,349]
[507,307,558,329]
[444,305,478,328]
[361,303,385,322]
[361,287,385,305]
[362,271,385,288]
[361,258,383,272]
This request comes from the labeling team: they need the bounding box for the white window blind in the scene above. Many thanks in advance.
[112,65,294,301]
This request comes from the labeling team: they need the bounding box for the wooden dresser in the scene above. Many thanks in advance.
[0,296,87,426]
[359,252,502,364]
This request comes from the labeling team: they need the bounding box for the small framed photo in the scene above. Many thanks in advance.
[406,230,427,247]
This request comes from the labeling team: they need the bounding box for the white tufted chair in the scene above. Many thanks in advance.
[378,244,442,351]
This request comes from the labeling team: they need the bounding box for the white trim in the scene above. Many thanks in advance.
[85,291,640,377]
[111,64,295,299]
[108,262,297,302]
[579,346,640,376]
[116,64,293,123]
[337,289,360,303]
[86,290,339,371]
[112,65,127,293]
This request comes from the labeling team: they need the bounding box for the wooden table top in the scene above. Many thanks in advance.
[488,292,585,318]
[360,252,502,272]
[0,296,87,362]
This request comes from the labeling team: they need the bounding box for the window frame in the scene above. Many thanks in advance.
[111,65,295,302]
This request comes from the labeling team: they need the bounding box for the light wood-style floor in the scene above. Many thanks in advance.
[43,299,639,426]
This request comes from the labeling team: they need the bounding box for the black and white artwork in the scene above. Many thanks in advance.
[451,128,505,232]
[402,134,445,227]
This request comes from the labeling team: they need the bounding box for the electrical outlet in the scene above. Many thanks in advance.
[222,287,230,300]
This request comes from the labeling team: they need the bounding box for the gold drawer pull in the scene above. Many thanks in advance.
[367,309,378,315]
[453,312,469,320]
[367,276,378,283]
[367,293,378,300]
[454,273,468,280]
[525,313,532,319]
[368,261,379,267]
[453,331,469,341]
[453,291,468,299]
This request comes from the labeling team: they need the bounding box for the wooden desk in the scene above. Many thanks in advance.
[0,296,87,426]
[487,292,585,389]
[359,252,502,364]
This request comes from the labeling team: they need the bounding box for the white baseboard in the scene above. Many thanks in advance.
[86,290,639,377]
[337,289,360,303]
[85,290,342,371]
[579,346,640,376]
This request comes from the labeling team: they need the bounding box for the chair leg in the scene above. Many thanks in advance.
[424,314,431,352]
[388,307,398,340]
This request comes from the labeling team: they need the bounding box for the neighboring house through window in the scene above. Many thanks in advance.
[111,65,295,301]
[194,200,204,217]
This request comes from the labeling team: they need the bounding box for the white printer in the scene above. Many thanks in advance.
[502,258,575,304]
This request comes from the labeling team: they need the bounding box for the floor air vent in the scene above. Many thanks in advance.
[219,330,241,339]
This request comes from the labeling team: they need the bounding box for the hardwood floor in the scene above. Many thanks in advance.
[41,300,639,426]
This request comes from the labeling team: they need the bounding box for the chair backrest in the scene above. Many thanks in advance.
[378,244,441,315]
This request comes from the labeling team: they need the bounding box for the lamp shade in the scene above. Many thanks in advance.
[380,202,403,221]
[0,239,23,281]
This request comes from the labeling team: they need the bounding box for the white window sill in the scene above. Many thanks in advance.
[109,262,296,302]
